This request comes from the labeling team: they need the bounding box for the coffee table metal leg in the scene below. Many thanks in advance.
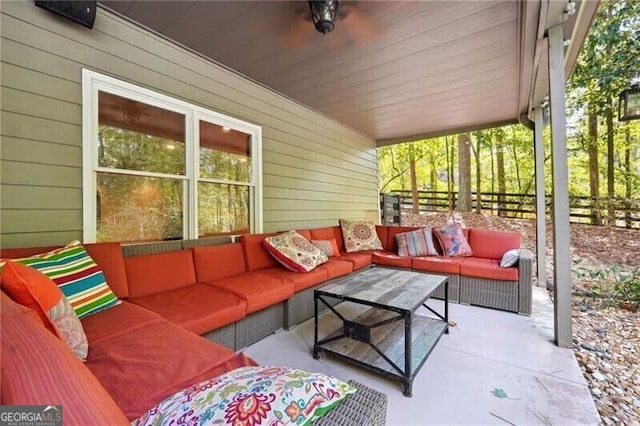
[313,293,319,359]
[404,312,412,397]
[445,279,449,334]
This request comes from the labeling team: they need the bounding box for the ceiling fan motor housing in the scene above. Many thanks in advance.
[309,0,340,35]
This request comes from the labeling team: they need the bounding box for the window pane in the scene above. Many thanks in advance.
[198,182,249,237]
[199,120,251,182]
[97,172,183,242]
[98,91,185,175]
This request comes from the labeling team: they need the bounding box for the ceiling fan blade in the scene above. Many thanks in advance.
[282,17,314,49]
[343,8,380,43]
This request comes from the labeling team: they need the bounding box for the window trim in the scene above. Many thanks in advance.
[82,69,262,242]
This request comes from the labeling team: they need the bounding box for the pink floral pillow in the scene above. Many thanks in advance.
[263,230,328,272]
[339,219,383,253]
[434,224,473,257]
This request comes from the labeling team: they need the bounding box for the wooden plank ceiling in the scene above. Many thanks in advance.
[98,1,561,143]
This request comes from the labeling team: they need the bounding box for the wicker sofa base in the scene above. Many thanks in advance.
[313,379,387,426]
[284,285,342,330]
[459,276,521,314]
[201,323,236,350]
[428,273,460,303]
[235,303,284,350]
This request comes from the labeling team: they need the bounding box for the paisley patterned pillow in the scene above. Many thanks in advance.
[339,219,383,252]
[263,230,328,272]
[433,223,473,257]
[133,366,356,426]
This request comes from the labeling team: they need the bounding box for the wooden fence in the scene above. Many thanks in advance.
[380,190,640,229]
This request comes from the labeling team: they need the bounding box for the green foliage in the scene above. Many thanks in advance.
[574,261,640,310]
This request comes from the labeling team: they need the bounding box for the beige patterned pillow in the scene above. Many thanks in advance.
[339,219,383,253]
[48,294,89,361]
[263,230,328,272]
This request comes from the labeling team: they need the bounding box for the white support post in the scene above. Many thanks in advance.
[534,107,548,288]
[547,24,573,348]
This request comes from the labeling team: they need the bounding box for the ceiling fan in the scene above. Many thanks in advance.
[278,0,381,50]
[308,0,341,35]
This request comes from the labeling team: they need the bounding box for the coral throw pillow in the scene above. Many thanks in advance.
[133,366,356,426]
[6,241,120,318]
[434,224,473,257]
[1,260,89,360]
[339,219,383,252]
[396,227,438,257]
[311,239,341,257]
[263,230,328,273]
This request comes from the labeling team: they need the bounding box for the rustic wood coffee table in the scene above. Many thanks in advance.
[313,266,448,397]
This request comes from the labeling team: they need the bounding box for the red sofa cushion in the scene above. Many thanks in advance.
[412,256,466,274]
[460,257,519,281]
[130,284,246,335]
[295,229,312,240]
[316,259,353,280]
[467,228,521,260]
[81,300,164,345]
[206,271,294,314]
[192,243,246,282]
[240,233,278,271]
[0,245,60,258]
[338,251,373,270]
[372,251,413,268]
[85,315,257,420]
[1,293,129,424]
[309,226,344,252]
[125,250,196,298]
[251,266,327,293]
[85,242,129,299]
[375,225,389,251]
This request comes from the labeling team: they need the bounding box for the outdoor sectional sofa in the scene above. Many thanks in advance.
[0,222,531,424]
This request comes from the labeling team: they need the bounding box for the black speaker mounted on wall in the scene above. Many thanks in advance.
[35,1,97,29]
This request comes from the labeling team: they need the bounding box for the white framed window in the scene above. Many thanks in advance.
[82,69,262,243]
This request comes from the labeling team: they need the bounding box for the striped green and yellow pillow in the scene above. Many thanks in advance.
[5,242,120,318]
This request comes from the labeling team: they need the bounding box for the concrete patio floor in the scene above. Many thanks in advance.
[244,286,601,425]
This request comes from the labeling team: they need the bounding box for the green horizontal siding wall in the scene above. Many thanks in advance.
[0,2,379,248]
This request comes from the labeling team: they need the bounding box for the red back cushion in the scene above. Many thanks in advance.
[375,225,389,251]
[467,228,521,260]
[240,233,278,271]
[84,242,129,299]
[1,246,61,258]
[192,243,247,282]
[125,250,196,298]
[309,227,344,253]
[295,229,312,240]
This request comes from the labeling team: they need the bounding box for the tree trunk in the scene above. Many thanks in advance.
[606,96,615,226]
[471,136,482,213]
[495,132,506,217]
[409,147,419,214]
[588,106,601,225]
[625,126,632,227]
[449,137,456,210]
[457,133,472,212]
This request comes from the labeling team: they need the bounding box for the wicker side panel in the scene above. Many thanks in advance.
[181,237,233,249]
[284,288,315,330]
[429,274,460,303]
[459,276,519,312]
[201,323,236,350]
[122,240,183,257]
[517,249,533,315]
[235,303,284,349]
[313,380,387,426]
